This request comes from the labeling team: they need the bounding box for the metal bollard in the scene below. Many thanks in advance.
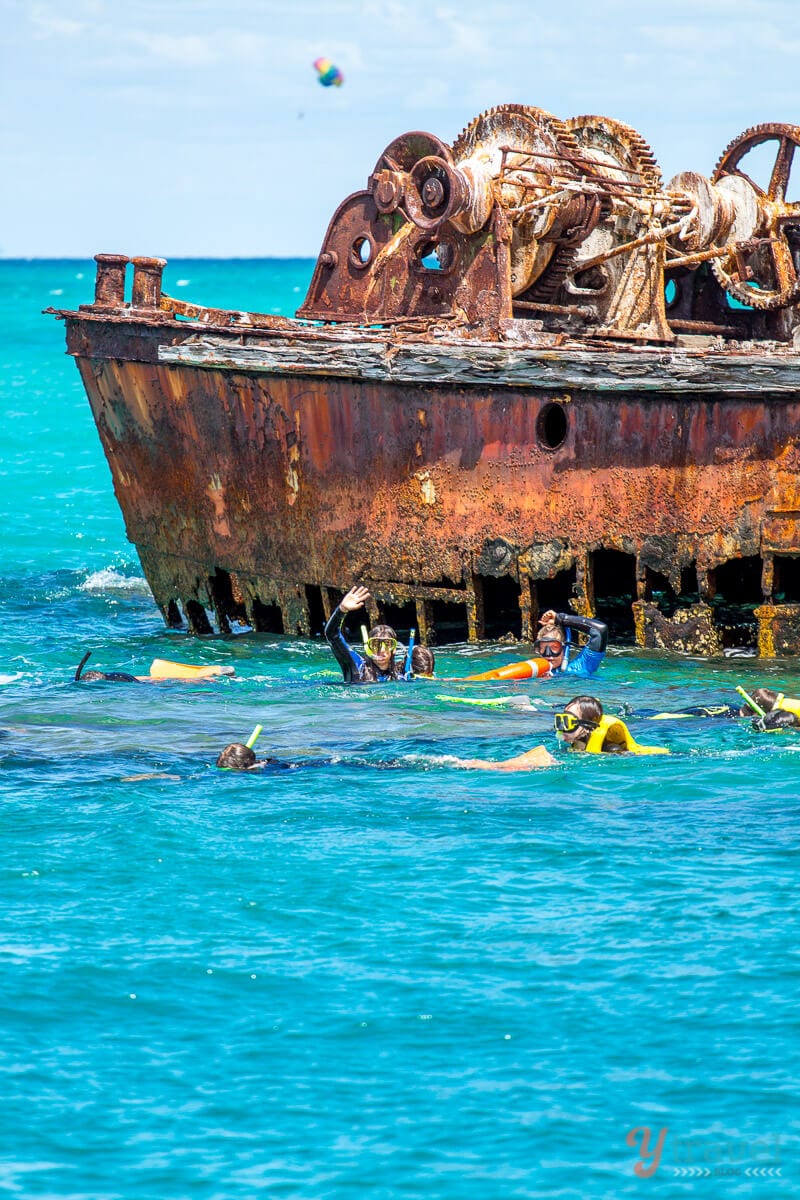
[131,257,167,309]
[93,254,129,307]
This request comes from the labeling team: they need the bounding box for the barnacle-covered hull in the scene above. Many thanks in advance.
[57,307,800,656]
[52,108,800,654]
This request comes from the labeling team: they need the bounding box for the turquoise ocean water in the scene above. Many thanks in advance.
[1,259,798,1196]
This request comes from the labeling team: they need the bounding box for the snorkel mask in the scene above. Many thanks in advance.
[365,636,397,658]
[361,622,398,661]
[553,711,600,745]
[534,638,564,660]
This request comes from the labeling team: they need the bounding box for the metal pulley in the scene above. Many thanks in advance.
[666,171,739,252]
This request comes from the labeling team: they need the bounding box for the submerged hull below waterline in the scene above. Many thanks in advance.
[57,306,800,655]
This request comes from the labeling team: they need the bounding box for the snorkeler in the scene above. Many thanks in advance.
[739,686,800,731]
[216,739,554,772]
[533,610,607,677]
[324,585,404,682]
[216,743,298,771]
[554,696,669,755]
[74,651,235,682]
[464,609,608,682]
[74,652,141,683]
[410,645,436,678]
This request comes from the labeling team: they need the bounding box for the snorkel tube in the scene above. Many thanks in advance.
[562,625,571,670]
[245,724,263,750]
[74,651,92,681]
[405,628,416,676]
[736,685,766,718]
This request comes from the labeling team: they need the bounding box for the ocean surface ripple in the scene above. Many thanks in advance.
[1,261,797,1197]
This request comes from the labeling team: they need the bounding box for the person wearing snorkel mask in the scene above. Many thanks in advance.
[324,585,405,683]
[553,696,669,755]
[534,609,608,678]
[744,687,800,730]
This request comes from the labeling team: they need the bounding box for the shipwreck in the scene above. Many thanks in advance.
[52,106,800,655]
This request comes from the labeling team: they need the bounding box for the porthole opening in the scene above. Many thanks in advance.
[350,235,373,269]
[537,401,568,450]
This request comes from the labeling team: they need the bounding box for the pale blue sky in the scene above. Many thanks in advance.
[2,0,798,257]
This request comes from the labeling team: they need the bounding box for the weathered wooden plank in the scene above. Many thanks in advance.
[159,336,800,393]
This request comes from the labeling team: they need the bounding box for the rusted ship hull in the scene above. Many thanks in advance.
[60,306,800,655]
[52,107,800,653]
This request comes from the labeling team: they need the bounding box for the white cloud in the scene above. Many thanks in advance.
[29,5,84,38]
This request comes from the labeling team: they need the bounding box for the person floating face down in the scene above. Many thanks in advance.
[324,585,430,683]
[554,696,669,755]
[533,609,608,678]
[217,739,555,772]
[73,651,235,683]
[216,743,295,771]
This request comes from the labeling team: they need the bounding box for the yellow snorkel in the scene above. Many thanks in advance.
[736,685,766,717]
[245,724,263,750]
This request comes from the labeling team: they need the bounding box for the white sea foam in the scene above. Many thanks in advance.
[80,568,149,593]
[0,673,23,685]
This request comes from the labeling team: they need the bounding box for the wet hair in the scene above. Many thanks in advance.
[411,645,436,676]
[564,695,603,724]
[536,622,564,645]
[80,669,139,682]
[751,687,780,711]
[753,708,800,732]
[216,743,257,770]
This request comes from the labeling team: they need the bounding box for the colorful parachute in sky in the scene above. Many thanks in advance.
[313,57,344,87]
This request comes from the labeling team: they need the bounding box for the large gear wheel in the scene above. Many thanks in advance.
[710,123,800,309]
[564,114,662,191]
[452,105,589,296]
[452,103,582,183]
[550,115,662,310]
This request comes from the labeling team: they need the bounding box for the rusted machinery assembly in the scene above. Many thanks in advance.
[51,107,800,655]
[299,108,800,344]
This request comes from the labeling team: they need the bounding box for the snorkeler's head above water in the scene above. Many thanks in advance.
[410,645,435,678]
[364,623,398,673]
[217,743,257,770]
[554,695,603,749]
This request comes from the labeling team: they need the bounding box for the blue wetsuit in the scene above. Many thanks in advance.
[324,606,404,683]
[551,613,607,679]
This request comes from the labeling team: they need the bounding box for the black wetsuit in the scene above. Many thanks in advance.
[324,606,403,683]
[631,704,741,720]
[250,757,333,771]
[550,613,608,678]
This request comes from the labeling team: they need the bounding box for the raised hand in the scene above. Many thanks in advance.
[340,585,371,613]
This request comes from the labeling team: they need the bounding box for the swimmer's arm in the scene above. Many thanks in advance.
[558,612,608,654]
[324,606,365,683]
[456,745,556,770]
